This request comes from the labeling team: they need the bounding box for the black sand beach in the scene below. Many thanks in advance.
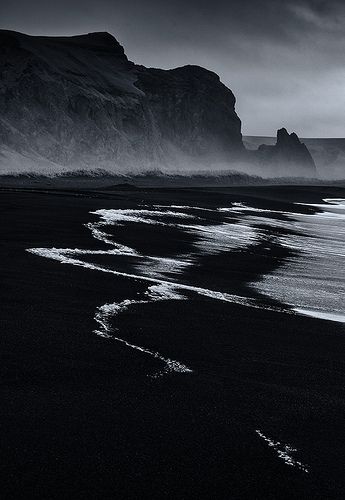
[1,185,345,499]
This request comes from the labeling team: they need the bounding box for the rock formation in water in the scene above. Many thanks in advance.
[256,128,316,176]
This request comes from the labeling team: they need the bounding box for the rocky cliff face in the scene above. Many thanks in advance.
[0,30,243,174]
[0,30,316,177]
[256,128,316,177]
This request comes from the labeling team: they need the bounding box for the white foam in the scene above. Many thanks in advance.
[294,308,345,324]
[146,283,186,301]
[255,430,309,473]
[159,205,217,212]
[86,222,138,255]
[134,255,194,280]
[26,204,288,377]
[247,200,345,322]
[296,198,345,217]
[91,208,194,227]
[27,205,265,307]
[179,221,258,255]
[219,203,290,215]
[93,283,192,375]
[27,246,263,308]
[323,198,345,206]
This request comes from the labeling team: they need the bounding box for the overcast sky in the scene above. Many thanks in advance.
[1,0,344,137]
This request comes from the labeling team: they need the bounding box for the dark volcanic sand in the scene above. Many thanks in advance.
[1,185,345,499]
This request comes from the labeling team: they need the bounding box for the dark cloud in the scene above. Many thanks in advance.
[1,0,344,136]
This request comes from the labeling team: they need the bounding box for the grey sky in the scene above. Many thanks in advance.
[1,0,344,137]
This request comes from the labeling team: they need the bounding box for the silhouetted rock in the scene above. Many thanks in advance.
[257,128,316,176]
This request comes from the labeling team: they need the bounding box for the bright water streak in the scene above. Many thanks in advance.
[255,199,345,323]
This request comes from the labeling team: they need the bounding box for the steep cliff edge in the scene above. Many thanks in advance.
[0,30,316,178]
[0,30,243,174]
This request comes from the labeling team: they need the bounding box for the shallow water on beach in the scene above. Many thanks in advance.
[252,199,345,323]
[26,196,345,386]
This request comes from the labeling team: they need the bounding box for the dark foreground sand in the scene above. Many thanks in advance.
[1,185,345,499]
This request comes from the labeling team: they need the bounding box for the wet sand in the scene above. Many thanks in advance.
[1,185,345,498]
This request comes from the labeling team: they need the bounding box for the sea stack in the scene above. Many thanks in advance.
[257,128,316,177]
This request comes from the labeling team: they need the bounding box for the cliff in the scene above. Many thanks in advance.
[0,30,243,174]
[0,30,316,178]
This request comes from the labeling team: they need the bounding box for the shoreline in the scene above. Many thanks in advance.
[1,185,345,498]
